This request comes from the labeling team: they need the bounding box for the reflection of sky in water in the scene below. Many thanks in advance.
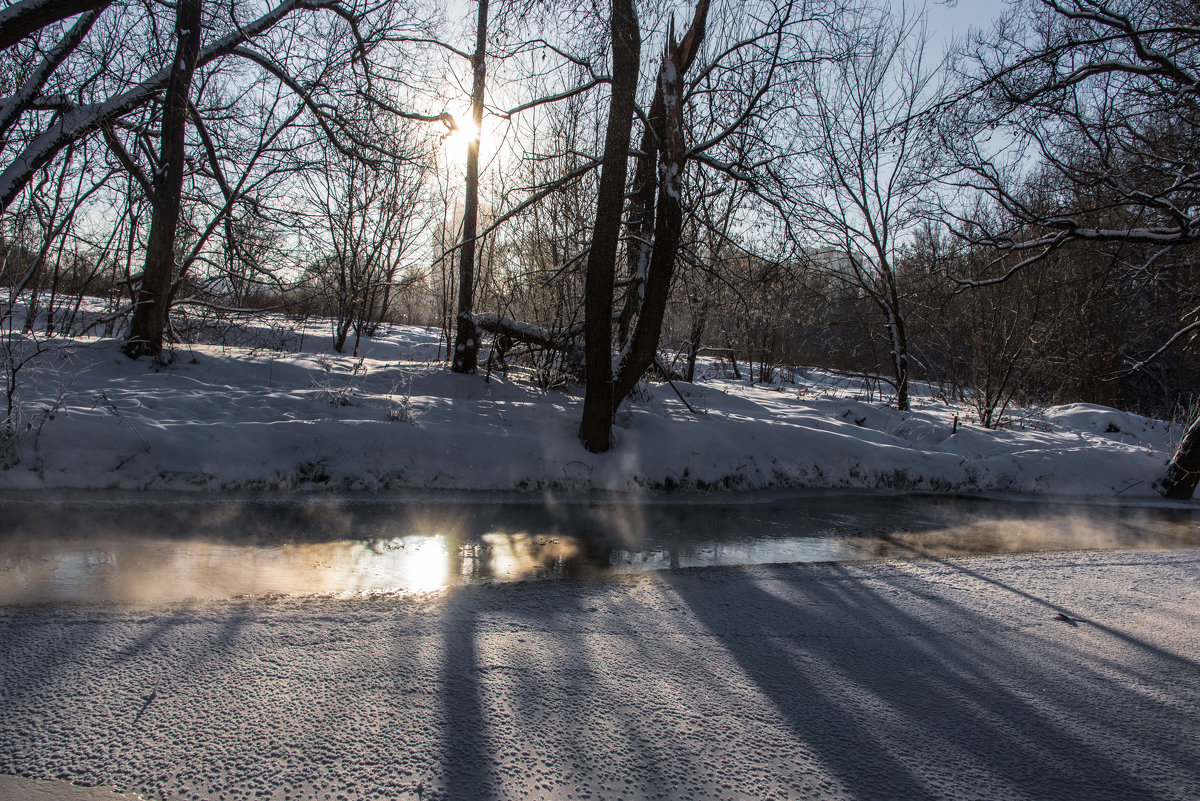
[1,495,1197,605]
[4,537,456,603]
[612,538,855,572]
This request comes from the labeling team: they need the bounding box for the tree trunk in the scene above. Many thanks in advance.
[450,0,488,374]
[578,0,640,453]
[615,1,709,349]
[887,306,910,411]
[581,0,710,451]
[612,14,704,407]
[615,83,662,347]
[334,313,351,353]
[612,136,684,405]
[885,272,910,411]
[1159,415,1200,499]
[123,0,201,359]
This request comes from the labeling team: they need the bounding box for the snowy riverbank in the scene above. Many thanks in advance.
[0,320,1185,499]
[2,549,1199,801]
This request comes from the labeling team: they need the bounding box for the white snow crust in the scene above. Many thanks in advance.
[1,550,1198,800]
[0,314,1183,498]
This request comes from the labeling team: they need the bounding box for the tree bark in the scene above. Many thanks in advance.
[884,298,910,411]
[578,0,640,453]
[615,82,662,347]
[616,0,708,348]
[684,300,708,382]
[612,6,708,407]
[1159,415,1200,499]
[612,100,684,405]
[123,0,202,359]
[450,0,488,373]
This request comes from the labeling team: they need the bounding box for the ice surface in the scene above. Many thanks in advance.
[1,550,1198,800]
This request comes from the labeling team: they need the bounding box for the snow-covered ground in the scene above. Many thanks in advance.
[1,549,1199,801]
[3,312,1199,801]
[0,314,1184,498]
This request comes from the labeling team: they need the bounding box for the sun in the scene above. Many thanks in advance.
[442,116,482,166]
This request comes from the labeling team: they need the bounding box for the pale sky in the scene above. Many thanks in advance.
[920,0,1009,50]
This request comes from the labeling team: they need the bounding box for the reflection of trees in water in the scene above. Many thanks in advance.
[465,530,616,581]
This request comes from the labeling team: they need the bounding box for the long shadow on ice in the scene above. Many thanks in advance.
[666,562,1195,801]
[425,522,685,801]
[434,586,495,800]
[905,548,1200,675]
[495,570,680,800]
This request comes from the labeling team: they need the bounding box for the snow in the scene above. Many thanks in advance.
[1,549,1198,800]
[0,774,142,801]
[3,309,1200,800]
[0,313,1184,498]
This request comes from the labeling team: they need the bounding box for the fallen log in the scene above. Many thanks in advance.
[469,312,585,367]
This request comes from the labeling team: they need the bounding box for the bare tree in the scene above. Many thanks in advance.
[301,122,430,354]
[449,0,489,373]
[948,0,1200,495]
[0,0,416,358]
[0,0,364,212]
[784,2,942,411]
[579,0,805,452]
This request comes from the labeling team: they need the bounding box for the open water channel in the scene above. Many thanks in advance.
[1,490,1197,605]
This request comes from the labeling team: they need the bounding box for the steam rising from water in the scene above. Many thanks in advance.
[1,493,1196,605]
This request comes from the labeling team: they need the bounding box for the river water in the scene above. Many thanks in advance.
[1,490,1197,605]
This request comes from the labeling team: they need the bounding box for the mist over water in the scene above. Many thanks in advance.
[1,491,1197,605]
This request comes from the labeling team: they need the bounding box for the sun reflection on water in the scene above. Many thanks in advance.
[1,495,1197,605]
[482,531,582,580]
[383,535,450,594]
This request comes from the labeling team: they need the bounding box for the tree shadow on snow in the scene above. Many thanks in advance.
[665,562,1200,801]
[428,525,680,801]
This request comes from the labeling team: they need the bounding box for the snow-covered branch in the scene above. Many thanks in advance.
[0,0,109,51]
[0,0,343,211]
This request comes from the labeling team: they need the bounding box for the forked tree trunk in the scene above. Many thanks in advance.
[615,75,662,347]
[450,0,488,373]
[123,0,201,359]
[615,2,707,349]
[579,0,640,453]
[612,6,707,407]
[1159,415,1200,499]
[580,0,709,453]
[611,77,685,406]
